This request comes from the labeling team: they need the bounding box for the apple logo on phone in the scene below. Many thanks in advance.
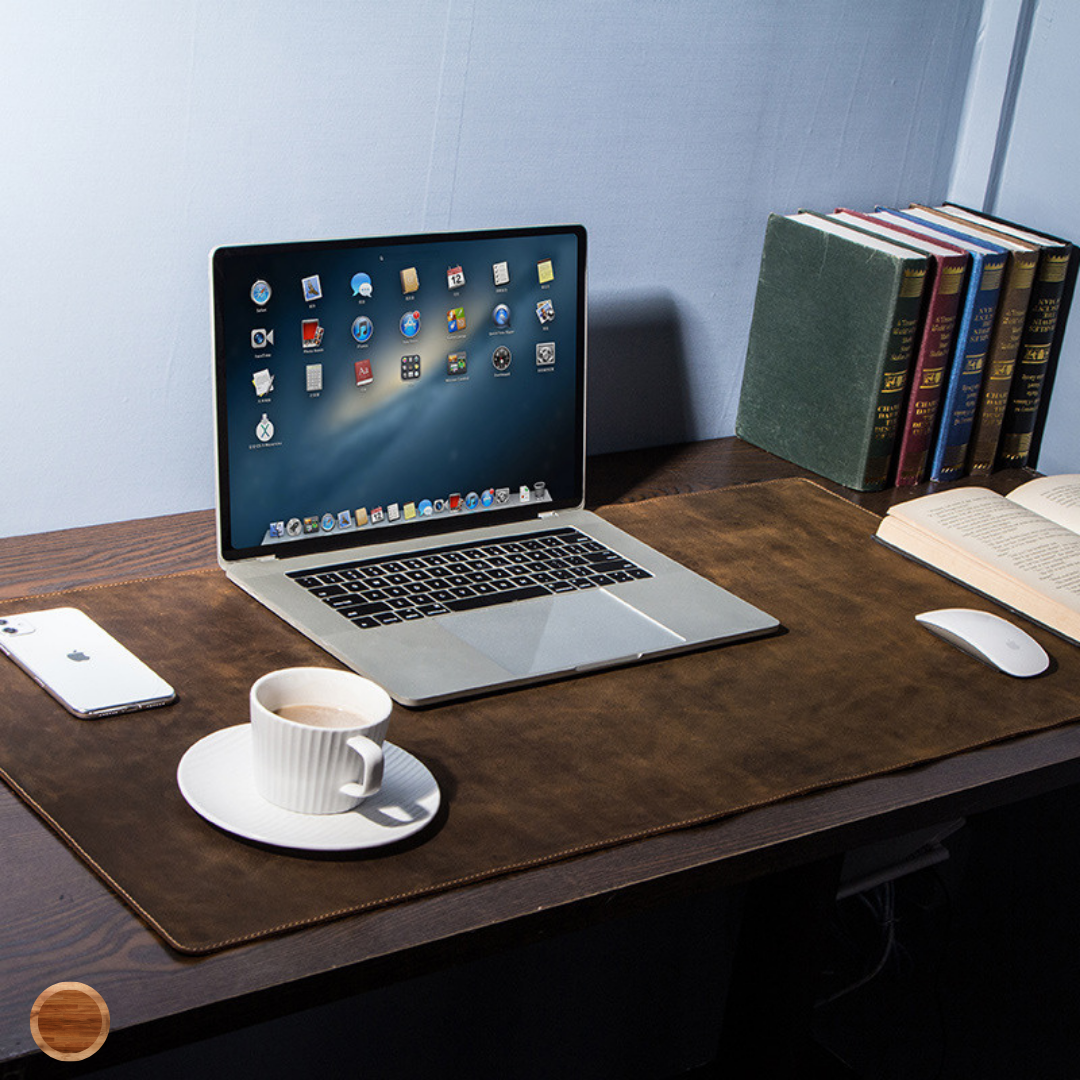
[67,650,90,662]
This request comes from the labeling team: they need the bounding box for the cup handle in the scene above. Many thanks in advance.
[340,734,384,799]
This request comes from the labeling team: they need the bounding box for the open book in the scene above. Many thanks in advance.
[875,475,1080,644]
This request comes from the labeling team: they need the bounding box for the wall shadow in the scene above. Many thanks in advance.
[586,293,694,456]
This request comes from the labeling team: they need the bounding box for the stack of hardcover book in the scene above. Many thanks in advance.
[736,204,1075,490]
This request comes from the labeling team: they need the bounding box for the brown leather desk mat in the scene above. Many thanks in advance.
[4,479,1080,955]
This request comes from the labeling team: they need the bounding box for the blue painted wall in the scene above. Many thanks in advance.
[978,0,1080,476]
[1,2,986,536]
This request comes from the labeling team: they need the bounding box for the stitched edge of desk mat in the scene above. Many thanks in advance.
[3,477,1080,955]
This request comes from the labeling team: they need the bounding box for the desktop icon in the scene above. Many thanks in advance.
[337,510,353,529]
[464,492,479,510]
[400,267,419,294]
[495,487,510,504]
[536,342,555,366]
[535,299,555,326]
[447,306,466,333]
[251,279,272,305]
[537,258,554,285]
[519,485,531,503]
[447,264,465,289]
[303,516,320,534]
[400,310,421,338]
[480,488,494,508]
[371,506,385,524]
[305,364,323,392]
[387,503,401,522]
[251,328,274,349]
[404,501,417,520]
[252,368,274,396]
[355,507,369,527]
[302,275,323,302]
[492,260,510,287]
[301,319,325,348]
[401,354,421,380]
[351,316,374,344]
[492,303,511,328]
[447,352,467,376]
[448,493,462,511]
[351,272,373,298]
[255,413,274,442]
[355,359,374,386]
[492,345,512,372]
[320,513,336,532]
[268,521,285,538]
[286,518,303,537]
[418,499,433,516]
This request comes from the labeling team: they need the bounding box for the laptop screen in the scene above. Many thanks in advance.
[211,225,587,561]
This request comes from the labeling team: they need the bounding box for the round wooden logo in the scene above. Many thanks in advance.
[30,982,110,1062]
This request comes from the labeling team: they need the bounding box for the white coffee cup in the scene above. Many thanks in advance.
[250,667,392,814]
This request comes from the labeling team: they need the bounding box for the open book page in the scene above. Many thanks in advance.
[1006,474,1080,534]
[876,487,1080,640]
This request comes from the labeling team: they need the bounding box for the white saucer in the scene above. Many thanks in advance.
[177,725,440,851]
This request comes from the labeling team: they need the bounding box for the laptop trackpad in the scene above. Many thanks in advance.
[442,590,684,677]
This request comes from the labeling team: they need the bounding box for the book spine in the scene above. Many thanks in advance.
[892,258,967,485]
[966,251,1040,475]
[862,263,928,489]
[996,247,1073,468]
[928,255,1006,482]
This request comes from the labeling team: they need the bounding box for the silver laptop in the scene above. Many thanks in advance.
[210,225,778,705]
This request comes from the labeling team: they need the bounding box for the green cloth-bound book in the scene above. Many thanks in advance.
[736,212,929,491]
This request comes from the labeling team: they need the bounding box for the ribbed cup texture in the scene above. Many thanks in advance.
[252,711,390,814]
[249,668,391,814]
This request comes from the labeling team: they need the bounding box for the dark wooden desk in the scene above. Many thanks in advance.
[3,438,1075,1076]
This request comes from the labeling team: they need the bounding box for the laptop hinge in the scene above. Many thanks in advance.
[539,510,560,519]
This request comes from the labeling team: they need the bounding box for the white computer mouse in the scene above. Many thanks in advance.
[915,608,1050,678]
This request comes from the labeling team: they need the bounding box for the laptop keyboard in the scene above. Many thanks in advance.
[287,527,653,629]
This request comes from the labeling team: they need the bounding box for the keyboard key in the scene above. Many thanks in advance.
[416,602,450,616]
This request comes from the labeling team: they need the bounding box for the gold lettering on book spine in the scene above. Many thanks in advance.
[1013,257,1038,291]
[899,267,926,298]
[1000,432,1033,459]
[981,264,1004,292]
[939,265,966,295]
[1044,254,1070,284]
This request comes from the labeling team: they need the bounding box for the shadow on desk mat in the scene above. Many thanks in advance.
[2,478,1079,955]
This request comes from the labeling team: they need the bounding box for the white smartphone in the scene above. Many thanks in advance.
[0,607,176,718]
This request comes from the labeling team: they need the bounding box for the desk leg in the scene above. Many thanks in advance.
[700,856,857,1078]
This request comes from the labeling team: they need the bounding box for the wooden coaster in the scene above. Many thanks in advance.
[30,982,109,1061]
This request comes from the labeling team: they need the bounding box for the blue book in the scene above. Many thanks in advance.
[874,209,1007,481]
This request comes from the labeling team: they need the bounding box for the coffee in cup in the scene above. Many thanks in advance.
[274,703,367,729]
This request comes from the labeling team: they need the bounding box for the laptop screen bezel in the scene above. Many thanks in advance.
[211,223,588,564]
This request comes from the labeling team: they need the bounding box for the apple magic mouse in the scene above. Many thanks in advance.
[915,608,1049,678]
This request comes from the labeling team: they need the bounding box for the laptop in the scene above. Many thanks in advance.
[210,224,778,705]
